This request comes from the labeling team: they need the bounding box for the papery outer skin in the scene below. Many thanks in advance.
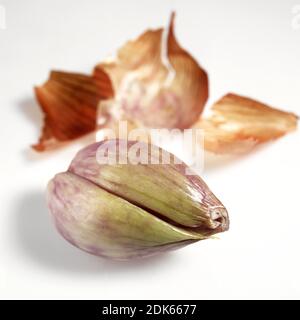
[95,13,209,130]
[194,93,298,154]
[33,70,113,151]
[69,140,229,232]
[47,172,202,260]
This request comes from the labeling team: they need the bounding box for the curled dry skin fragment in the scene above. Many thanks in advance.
[33,14,208,151]
[95,13,209,130]
[194,93,298,154]
[32,15,297,154]
[33,70,113,151]
[47,140,229,260]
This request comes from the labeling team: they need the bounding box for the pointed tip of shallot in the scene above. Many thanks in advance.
[209,206,230,234]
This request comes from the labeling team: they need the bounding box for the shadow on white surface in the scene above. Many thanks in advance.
[18,96,42,126]
[14,190,177,275]
[204,152,240,173]
[17,96,51,161]
[203,142,275,173]
[18,96,98,162]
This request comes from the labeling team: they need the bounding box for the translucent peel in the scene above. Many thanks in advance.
[32,17,298,154]
[95,13,209,130]
[33,70,113,151]
[194,93,298,154]
[47,140,229,260]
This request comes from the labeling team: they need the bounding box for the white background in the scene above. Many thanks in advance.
[0,0,300,299]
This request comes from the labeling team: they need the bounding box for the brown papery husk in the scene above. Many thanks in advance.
[33,70,113,151]
[194,93,298,154]
[95,12,209,130]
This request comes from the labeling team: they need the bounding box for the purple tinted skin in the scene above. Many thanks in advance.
[47,140,229,260]
[69,139,229,231]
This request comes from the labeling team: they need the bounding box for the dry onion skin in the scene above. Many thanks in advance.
[33,70,113,151]
[31,15,297,154]
[95,13,209,130]
[194,93,298,154]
